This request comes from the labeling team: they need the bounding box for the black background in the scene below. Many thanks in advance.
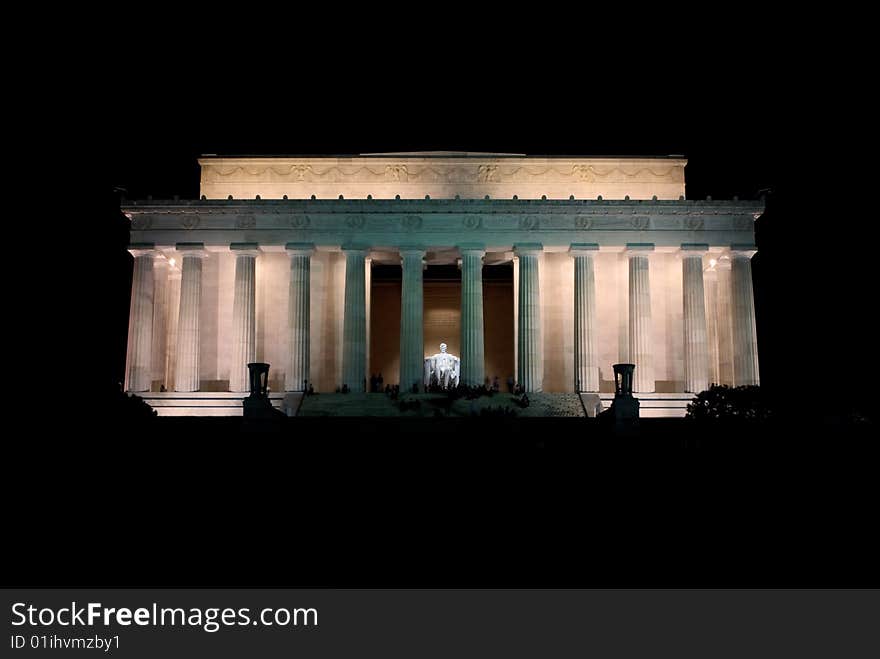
[11,11,877,590]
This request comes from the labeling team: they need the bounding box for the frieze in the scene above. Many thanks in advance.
[685,217,704,231]
[519,216,540,231]
[202,162,685,185]
[401,215,422,231]
[123,199,764,248]
[236,215,256,229]
[131,216,152,230]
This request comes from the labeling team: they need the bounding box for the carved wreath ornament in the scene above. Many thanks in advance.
[519,216,539,231]
[181,215,200,230]
[575,216,593,230]
[385,165,408,181]
[345,215,366,229]
[686,217,704,231]
[236,215,256,229]
[462,217,482,230]
[631,217,649,231]
[289,215,311,229]
[571,164,596,183]
[477,164,498,182]
[290,164,313,181]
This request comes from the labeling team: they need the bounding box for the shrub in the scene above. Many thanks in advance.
[686,385,772,422]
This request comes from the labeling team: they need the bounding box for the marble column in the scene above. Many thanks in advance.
[399,248,425,392]
[174,244,208,392]
[149,258,168,388]
[286,243,314,391]
[681,244,709,393]
[730,246,760,386]
[570,243,599,392]
[715,256,735,385]
[627,244,655,393]
[229,243,260,392]
[516,244,543,392]
[459,245,485,387]
[342,247,367,391]
[703,260,720,386]
[164,265,181,391]
[126,245,157,392]
[512,255,519,379]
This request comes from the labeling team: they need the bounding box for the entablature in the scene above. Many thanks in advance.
[122,198,764,251]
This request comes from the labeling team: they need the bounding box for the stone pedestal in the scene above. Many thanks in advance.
[342,247,367,391]
[126,246,157,392]
[607,363,640,434]
[399,248,425,392]
[627,244,654,393]
[229,244,259,392]
[681,245,709,393]
[459,246,485,387]
[731,246,760,385]
[571,243,599,392]
[174,245,207,392]
[515,244,543,392]
[285,243,314,391]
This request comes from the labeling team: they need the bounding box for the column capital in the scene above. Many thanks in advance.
[128,243,158,259]
[729,244,758,259]
[285,242,315,257]
[231,242,261,258]
[680,243,709,253]
[175,242,209,258]
[569,243,600,256]
[457,243,486,255]
[678,243,709,262]
[341,244,369,256]
[514,243,543,257]
[625,243,655,255]
[398,246,426,256]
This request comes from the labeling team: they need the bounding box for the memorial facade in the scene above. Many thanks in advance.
[121,153,763,416]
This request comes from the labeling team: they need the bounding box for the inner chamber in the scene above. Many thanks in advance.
[370,263,514,386]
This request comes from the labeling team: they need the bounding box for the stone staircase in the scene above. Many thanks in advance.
[298,392,588,417]
[595,392,694,418]
[298,393,401,417]
[139,391,301,417]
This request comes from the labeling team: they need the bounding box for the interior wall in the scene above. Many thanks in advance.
[370,281,401,385]
[483,281,515,386]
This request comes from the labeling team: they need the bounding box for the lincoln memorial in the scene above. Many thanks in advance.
[121,153,763,416]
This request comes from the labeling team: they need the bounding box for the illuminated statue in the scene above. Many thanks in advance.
[424,343,460,389]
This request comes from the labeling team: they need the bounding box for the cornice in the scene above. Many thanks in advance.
[123,199,762,250]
